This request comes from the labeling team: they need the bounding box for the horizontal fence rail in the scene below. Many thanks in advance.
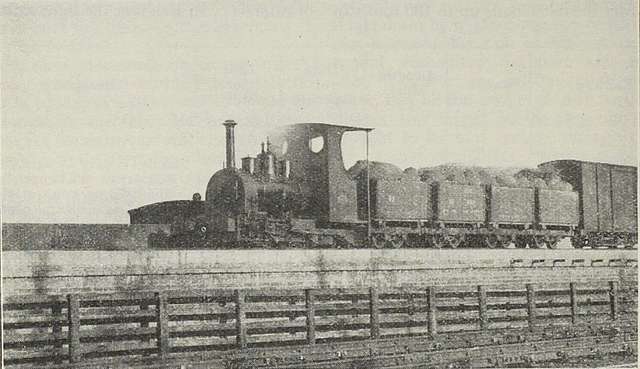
[2,281,637,367]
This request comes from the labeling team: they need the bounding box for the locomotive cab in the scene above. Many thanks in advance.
[266,123,372,224]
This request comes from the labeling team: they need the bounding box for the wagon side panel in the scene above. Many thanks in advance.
[596,164,613,232]
[580,162,599,232]
[375,180,431,220]
[489,186,535,224]
[611,166,638,233]
[435,183,486,223]
[537,189,579,226]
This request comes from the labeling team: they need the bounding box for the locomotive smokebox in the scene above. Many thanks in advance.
[223,120,237,169]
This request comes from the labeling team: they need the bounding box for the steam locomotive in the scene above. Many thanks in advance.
[130,121,637,249]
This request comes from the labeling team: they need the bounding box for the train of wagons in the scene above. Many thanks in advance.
[130,121,638,249]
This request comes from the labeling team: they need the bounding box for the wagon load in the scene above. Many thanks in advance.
[515,168,573,190]
[347,160,403,179]
[419,164,573,190]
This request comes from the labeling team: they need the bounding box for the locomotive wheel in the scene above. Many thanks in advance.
[515,237,528,248]
[265,234,279,249]
[148,232,168,248]
[446,234,464,249]
[193,223,208,240]
[530,235,546,249]
[431,235,446,249]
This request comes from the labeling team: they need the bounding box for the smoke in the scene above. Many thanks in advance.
[348,161,573,190]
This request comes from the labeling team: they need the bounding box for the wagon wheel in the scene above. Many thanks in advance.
[446,234,464,249]
[305,234,320,248]
[625,235,638,249]
[571,236,585,249]
[530,235,546,249]
[498,235,511,248]
[387,234,406,249]
[515,236,528,249]
[405,235,421,248]
[419,235,432,249]
[370,235,384,249]
[484,234,498,249]
[545,236,560,249]
[333,235,355,249]
[431,234,446,249]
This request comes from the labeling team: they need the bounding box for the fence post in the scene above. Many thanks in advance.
[52,301,63,363]
[569,282,578,324]
[609,281,618,320]
[140,301,150,356]
[427,287,437,336]
[305,289,316,345]
[477,285,487,330]
[67,294,81,363]
[155,292,169,358]
[235,290,247,348]
[369,287,380,339]
[526,284,536,331]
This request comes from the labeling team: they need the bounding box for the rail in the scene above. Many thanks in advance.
[3,281,637,367]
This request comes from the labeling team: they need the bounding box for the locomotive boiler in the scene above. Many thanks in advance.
[130,121,638,249]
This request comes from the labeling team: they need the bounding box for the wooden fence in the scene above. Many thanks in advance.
[3,280,637,367]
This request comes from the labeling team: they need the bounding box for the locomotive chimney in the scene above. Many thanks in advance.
[223,120,237,169]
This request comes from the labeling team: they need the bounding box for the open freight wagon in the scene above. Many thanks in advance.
[368,180,579,249]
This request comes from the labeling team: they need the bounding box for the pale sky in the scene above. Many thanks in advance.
[2,0,638,223]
